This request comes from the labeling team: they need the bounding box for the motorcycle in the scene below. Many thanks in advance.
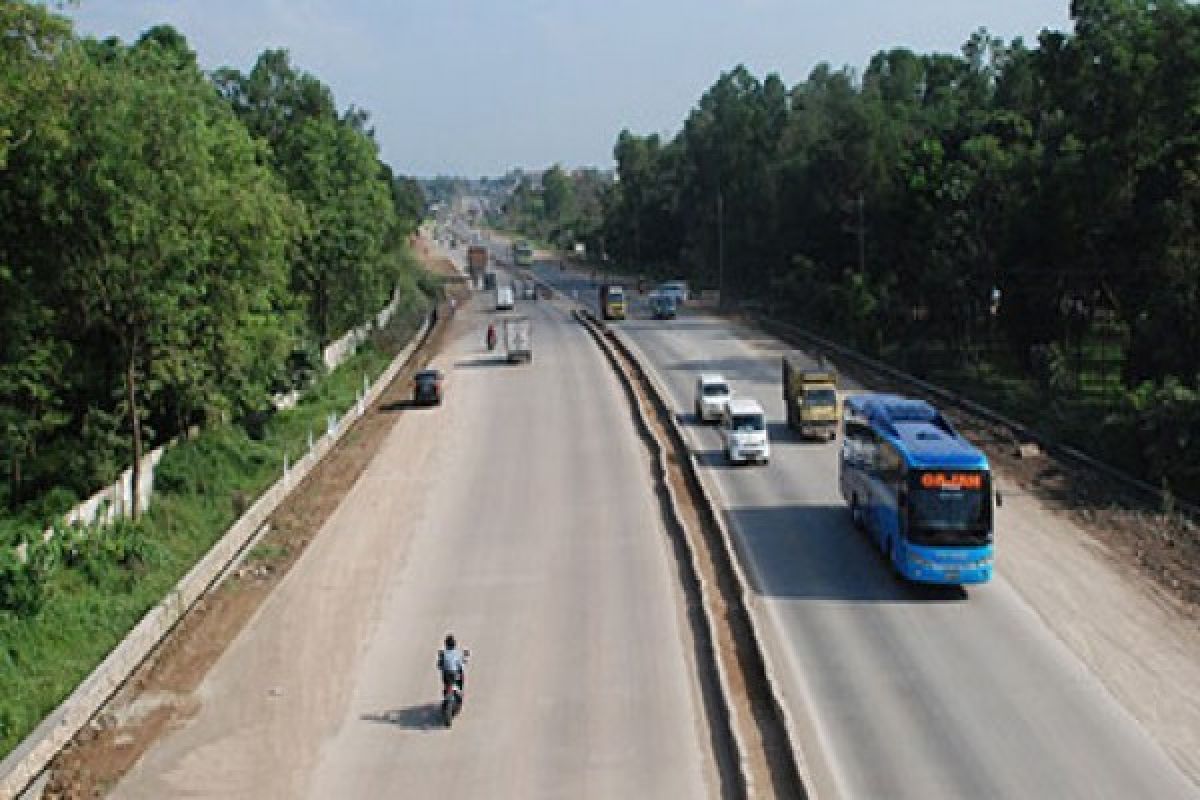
[441,676,464,726]
[440,650,469,727]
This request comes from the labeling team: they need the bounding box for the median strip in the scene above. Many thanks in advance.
[573,308,807,800]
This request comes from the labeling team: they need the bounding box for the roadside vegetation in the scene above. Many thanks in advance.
[506,0,1200,503]
[0,3,434,756]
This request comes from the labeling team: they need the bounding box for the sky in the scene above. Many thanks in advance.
[59,1,1073,178]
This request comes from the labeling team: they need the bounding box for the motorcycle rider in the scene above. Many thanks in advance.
[437,633,468,694]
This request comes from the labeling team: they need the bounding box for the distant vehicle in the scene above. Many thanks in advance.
[483,271,497,291]
[496,285,515,310]
[503,316,532,363]
[412,369,444,406]
[782,359,839,440]
[522,282,536,300]
[722,396,770,465]
[839,394,995,585]
[513,241,534,266]
[599,283,626,320]
[694,373,732,423]
[649,292,677,319]
[467,245,488,286]
[659,280,690,304]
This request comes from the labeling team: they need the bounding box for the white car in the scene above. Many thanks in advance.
[722,396,770,465]
[694,373,732,423]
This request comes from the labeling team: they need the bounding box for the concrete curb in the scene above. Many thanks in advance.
[532,266,808,797]
[572,309,752,798]
[603,320,816,798]
[0,312,435,800]
[596,317,809,798]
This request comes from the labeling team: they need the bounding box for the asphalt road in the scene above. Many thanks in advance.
[534,261,1199,800]
[110,275,715,798]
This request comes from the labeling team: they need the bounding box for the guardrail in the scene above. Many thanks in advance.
[0,311,437,800]
[750,314,1200,523]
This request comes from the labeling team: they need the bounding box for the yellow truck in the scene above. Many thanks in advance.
[782,358,839,440]
[600,283,626,320]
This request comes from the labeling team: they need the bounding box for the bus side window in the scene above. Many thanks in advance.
[877,441,904,483]
[842,420,871,466]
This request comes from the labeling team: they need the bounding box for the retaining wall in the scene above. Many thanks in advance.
[0,312,434,799]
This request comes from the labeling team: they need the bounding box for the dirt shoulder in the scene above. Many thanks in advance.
[41,246,469,799]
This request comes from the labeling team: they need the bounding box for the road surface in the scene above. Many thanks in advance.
[111,278,716,798]
[533,260,1200,800]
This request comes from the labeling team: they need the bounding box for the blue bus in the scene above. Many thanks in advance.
[839,394,995,584]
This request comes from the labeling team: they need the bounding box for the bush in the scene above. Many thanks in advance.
[1127,378,1200,500]
[0,531,57,617]
[60,519,163,592]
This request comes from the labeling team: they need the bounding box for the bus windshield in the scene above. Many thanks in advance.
[907,471,991,545]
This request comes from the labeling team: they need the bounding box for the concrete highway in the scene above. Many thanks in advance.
[110,269,716,797]
[531,256,1200,800]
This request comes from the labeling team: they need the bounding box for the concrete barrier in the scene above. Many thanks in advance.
[0,312,435,800]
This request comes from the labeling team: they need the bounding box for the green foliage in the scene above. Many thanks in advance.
[0,6,426,514]
[601,2,1200,500]
[0,533,55,616]
[495,166,612,252]
[0,315,424,758]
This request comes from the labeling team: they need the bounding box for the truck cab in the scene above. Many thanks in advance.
[722,397,770,465]
[600,284,626,320]
[694,373,732,423]
[782,358,839,440]
[649,292,677,319]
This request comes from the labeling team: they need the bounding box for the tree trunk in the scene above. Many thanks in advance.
[9,453,20,510]
[126,340,143,521]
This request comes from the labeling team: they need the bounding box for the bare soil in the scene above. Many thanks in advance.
[41,247,469,799]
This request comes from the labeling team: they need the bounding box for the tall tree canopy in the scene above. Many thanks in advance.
[599,0,1200,498]
[0,6,426,515]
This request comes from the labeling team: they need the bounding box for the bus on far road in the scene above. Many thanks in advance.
[839,394,995,584]
[513,241,534,267]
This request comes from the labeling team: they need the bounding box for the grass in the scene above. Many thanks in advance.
[0,304,427,760]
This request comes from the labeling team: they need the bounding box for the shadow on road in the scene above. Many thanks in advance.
[724,504,969,603]
[695,449,770,470]
[765,421,836,444]
[454,356,509,369]
[361,703,445,731]
[680,411,717,427]
[379,399,440,413]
